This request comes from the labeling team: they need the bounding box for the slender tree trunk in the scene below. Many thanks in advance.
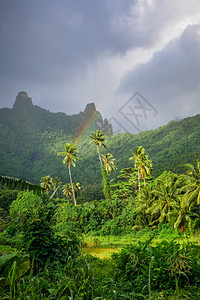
[49,186,59,200]
[97,144,102,165]
[180,222,185,233]
[68,162,77,206]
[142,167,146,186]
[101,165,111,199]
[138,167,141,200]
[123,208,126,232]
[168,205,170,223]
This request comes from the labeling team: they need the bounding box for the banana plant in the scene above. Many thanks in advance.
[0,252,30,287]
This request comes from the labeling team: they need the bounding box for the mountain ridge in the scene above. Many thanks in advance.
[0,92,199,186]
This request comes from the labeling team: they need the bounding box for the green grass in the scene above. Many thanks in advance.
[82,247,119,259]
[83,233,138,248]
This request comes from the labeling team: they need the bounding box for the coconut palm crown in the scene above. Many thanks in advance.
[89,129,107,165]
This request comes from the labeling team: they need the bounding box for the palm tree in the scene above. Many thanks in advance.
[135,184,155,227]
[62,183,72,202]
[101,153,117,175]
[140,154,152,186]
[150,173,180,224]
[40,175,52,195]
[181,160,200,213]
[174,196,198,233]
[129,146,152,198]
[89,129,106,165]
[57,143,79,206]
[52,176,62,198]
[101,153,117,200]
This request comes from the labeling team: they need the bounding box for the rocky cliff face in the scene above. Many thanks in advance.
[82,102,113,134]
[12,91,33,109]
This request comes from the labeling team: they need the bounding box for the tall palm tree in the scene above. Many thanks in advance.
[89,129,106,165]
[129,146,152,198]
[129,146,144,194]
[57,143,79,206]
[101,153,117,175]
[181,160,200,213]
[40,175,52,195]
[140,154,152,186]
[101,153,117,200]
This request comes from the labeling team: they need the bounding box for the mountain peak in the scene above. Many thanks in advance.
[84,103,96,114]
[17,91,29,98]
[13,91,33,109]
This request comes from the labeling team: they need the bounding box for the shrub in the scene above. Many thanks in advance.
[193,217,200,232]
[113,238,200,295]
[9,191,43,231]
[23,206,81,268]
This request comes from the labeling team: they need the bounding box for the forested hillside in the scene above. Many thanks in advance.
[1,92,200,299]
[0,92,112,183]
[107,115,200,177]
[0,92,200,187]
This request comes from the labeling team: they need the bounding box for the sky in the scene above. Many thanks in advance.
[0,0,200,133]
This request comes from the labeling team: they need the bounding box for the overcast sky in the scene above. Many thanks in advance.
[0,0,200,133]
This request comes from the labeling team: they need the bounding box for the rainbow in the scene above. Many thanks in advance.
[72,83,119,144]
[72,108,100,144]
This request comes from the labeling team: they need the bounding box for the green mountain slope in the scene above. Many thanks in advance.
[0,92,199,186]
[0,91,112,183]
[107,116,200,177]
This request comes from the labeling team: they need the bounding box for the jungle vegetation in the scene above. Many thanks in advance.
[0,94,200,298]
[0,129,200,299]
[0,93,200,193]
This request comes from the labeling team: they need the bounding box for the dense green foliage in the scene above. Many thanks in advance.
[1,153,200,298]
[0,93,200,298]
[0,93,111,185]
[0,93,200,192]
[113,238,200,298]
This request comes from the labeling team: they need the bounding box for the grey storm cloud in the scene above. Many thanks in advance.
[0,0,136,81]
[0,0,200,132]
[0,0,143,109]
[112,23,200,133]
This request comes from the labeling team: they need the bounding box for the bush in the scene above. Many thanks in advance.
[113,238,200,295]
[193,218,200,232]
[100,218,124,236]
[157,222,179,239]
[0,233,22,250]
[9,191,43,231]
[23,206,81,268]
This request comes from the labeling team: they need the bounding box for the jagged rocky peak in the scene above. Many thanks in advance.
[82,102,113,134]
[84,103,96,114]
[13,91,33,109]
